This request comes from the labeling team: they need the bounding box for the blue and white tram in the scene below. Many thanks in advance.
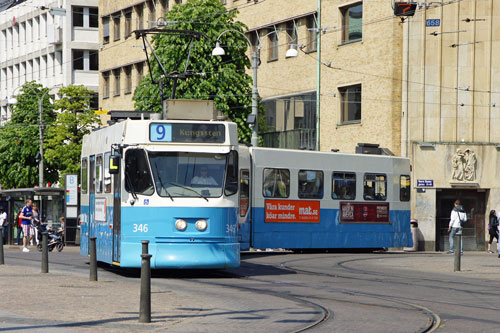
[237,148,412,251]
[80,119,240,268]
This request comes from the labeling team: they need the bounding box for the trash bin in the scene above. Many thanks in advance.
[404,219,419,252]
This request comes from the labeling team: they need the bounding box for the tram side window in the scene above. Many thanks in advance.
[104,152,111,193]
[96,155,103,193]
[364,173,387,201]
[332,172,356,200]
[125,149,154,195]
[263,168,290,198]
[81,158,88,194]
[400,175,410,202]
[298,170,323,199]
[240,169,249,216]
[224,151,238,196]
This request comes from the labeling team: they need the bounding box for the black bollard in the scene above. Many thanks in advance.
[90,237,97,281]
[454,233,461,272]
[139,253,152,323]
[41,232,48,273]
[0,227,4,265]
[142,240,149,255]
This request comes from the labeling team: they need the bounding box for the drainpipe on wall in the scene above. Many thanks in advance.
[316,0,321,151]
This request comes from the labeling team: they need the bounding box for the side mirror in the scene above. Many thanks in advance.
[109,155,120,175]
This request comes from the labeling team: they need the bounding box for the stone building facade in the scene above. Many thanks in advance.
[403,1,500,251]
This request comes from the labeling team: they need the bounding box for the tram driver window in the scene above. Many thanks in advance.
[298,170,323,199]
[363,173,386,201]
[125,149,154,195]
[332,172,356,200]
[263,168,290,198]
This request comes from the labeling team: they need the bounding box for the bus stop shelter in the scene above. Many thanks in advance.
[0,187,75,245]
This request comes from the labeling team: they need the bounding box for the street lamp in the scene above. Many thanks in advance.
[212,30,298,147]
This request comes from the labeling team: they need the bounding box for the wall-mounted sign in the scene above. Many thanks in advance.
[417,179,434,187]
[426,19,441,27]
[65,174,78,205]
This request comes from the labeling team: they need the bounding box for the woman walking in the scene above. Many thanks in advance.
[487,210,499,254]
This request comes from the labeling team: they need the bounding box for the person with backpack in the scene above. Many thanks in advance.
[448,199,467,254]
[487,210,499,254]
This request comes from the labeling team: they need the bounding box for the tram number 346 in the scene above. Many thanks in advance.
[133,224,149,232]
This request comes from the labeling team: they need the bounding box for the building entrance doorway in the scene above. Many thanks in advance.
[436,189,486,251]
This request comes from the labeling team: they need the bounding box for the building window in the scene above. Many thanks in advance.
[339,84,361,123]
[72,50,84,70]
[89,51,98,70]
[286,21,297,58]
[263,168,290,198]
[73,7,84,27]
[268,31,278,61]
[124,10,132,38]
[332,172,356,200]
[103,17,110,44]
[136,4,144,30]
[363,174,386,201]
[124,66,132,94]
[341,2,362,43]
[306,15,317,52]
[113,69,121,96]
[298,170,323,199]
[113,14,121,41]
[103,71,110,98]
[89,7,98,28]
[135,62,144,85]
[161,0,169,17]
[147,1,155,28]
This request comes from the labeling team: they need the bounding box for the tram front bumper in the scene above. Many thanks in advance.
[120,242,240,269]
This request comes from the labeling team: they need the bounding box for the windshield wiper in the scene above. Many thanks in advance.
[153,162,173,201]
[125,171,138,201]
[167,182,208,202]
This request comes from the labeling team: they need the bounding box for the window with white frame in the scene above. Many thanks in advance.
[113,13,121,41]
[306,15,317,52]
[113,68,121,96]
[267,30,278,61]
[103,17,110,44]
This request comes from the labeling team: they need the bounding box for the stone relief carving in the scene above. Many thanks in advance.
[451,148,477,181]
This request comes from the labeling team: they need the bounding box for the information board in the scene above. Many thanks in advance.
[150,123,225,143]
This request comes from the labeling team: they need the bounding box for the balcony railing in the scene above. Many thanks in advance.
[261,129,316,150]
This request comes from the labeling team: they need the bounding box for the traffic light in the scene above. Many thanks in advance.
[394,2,417,16]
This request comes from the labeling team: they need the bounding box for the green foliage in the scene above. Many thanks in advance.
[133,0,256,142]
[0,82,58,188]
[45,85,100,186]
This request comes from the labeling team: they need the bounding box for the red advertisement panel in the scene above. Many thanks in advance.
[340,202,390,223]
[265,200,320,223]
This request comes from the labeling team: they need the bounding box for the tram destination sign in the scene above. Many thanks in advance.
[150,123,225,143]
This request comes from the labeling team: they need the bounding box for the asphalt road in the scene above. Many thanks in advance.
[2,247,500,332]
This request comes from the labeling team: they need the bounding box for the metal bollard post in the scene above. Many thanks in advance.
[41,232,48,273]
[454,233,461,272]
[139,253,152,323]
[90,237,97,281]
[0,227,4,265]
[142,240,149,255]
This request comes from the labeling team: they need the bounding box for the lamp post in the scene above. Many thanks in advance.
[212,30,298,147]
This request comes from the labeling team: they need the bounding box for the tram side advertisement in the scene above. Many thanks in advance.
[340,202,390,223]
[265,200,320,223]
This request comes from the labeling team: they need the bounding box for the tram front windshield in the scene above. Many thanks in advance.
[148,152,227,198]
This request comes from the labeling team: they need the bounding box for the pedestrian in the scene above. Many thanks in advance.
[0,209,7,244]
[487,210,499,254]
[15,209,23,245]
[448,199,467,254]
[32,205,41,246]
[18,199,33,252]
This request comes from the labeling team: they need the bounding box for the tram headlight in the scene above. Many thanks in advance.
[195,219,208,232]
[175,219,187,231]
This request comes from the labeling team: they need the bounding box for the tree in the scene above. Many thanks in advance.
[133,0,255,142]
[0,82,58,188]
[44,85,100,185]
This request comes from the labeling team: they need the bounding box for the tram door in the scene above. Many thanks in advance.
[436,189,486,251]
[112,169,121,263]
[88,155,96,255]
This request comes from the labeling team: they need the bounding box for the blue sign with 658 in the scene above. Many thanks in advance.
[426,19,440,27]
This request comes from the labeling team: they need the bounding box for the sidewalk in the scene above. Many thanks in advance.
[0,247,199,332]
